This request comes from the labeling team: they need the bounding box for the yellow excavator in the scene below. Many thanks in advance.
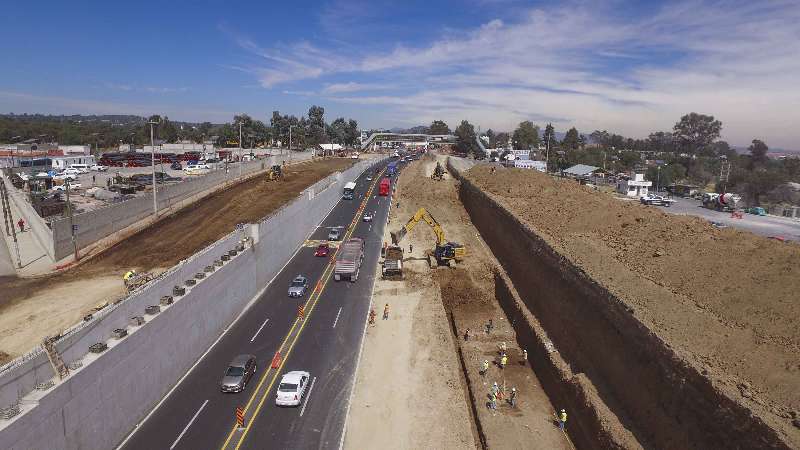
[390,208,466,266]
[266,165,284,181]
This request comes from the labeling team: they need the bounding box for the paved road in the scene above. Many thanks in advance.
[642,196,800,240]
[118,159,397,450]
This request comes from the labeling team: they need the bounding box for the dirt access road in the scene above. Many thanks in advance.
[0,158,354,364]
[345,154,570,449]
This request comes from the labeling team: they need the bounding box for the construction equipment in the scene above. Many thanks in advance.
[124,271,154,293]
[334,238,364,282]
[382,244,404,279]
[702,192,741,212]
[391,208,466,266]
[266,165,284,181]
[431,162,445,180]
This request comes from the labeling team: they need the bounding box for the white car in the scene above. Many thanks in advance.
[275,371,311,407]
[363,212,373,222]
[53,173,78,181]
[18,173,31,181]
[52,182,81,191]
[90,164,108,172]
[184,164,210,175]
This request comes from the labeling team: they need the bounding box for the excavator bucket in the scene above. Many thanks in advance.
[390,229,406,245]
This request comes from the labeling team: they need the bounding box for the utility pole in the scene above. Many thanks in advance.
[719,158,731,192]
[289,125,294,163]
[148,120,159,216]
[238,121,243,178]
[545,128,551,173]
[65,179,78,262]
[656,165,661,193]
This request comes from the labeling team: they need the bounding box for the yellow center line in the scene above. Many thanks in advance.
[220,166,385,450]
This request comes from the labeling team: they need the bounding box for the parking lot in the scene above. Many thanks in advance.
[635,195,800,240]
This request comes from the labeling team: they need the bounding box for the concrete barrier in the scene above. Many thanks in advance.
[0,157,386,450]
[1,177,56,259]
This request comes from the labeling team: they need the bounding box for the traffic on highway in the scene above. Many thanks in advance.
[118,159,398,450]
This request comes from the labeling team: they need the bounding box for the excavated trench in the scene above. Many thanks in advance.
[450,166,789,449]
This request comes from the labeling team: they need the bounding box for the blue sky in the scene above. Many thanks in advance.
[1,0,799,148]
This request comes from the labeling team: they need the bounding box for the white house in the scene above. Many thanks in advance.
[514,160,547,172]
[51,155,96,170]
[617,172,652,197]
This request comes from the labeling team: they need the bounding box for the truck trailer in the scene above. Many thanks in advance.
[379,178,391,196]
[334,238,364,282]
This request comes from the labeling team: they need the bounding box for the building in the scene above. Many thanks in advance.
[617,172,652,197]
[514,160,546,172]
[58,145,91,156]
[50,155,96,170]
[562,164,600,178]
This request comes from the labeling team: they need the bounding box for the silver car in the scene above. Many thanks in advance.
[220,354,257,393]
[328,228,342,241]
[288,275,309,298]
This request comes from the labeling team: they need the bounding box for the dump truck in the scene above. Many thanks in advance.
[391,208,466,266]
[382,245,404,279]
[334,237,364,282]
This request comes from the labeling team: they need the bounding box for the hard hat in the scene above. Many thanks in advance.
[512,387,516,391]
[561,409,566,413]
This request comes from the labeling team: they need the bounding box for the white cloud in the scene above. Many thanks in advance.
[229,0,800,147]
[105,83,189,94]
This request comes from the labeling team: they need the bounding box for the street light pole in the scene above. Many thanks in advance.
[149,121,158,216]
[657,165,661,193]
[289,125,293,163]
[65,179,78,261]
[238,121,243,178]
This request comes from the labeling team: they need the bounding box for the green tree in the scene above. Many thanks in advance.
[647,131,675,153]
[307,105,326,147]
[673,112,722,155]
[512,121,540,150]
[748,139,769,168]
[543,123,556,148]
[428,120,450,135]
[561,127,580,150]
[454,120,480,157]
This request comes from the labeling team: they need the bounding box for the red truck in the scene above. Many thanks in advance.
[379,178,391,196]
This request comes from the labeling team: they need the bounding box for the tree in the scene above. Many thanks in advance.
[345,119,359,147]
[495,132,510,149]
[647,131,675,153]
[512,121,540,150]
[328,117,348,146]
[561,127,580,150]
[748,139,769,168]
[543,123,556,148]
[673,112,722,155]
[307,105,326,148]
[429,120,450,135]
[454,120,480,157]
[590,130,610,149]
[484,129,496,147]
[711,140,737,160]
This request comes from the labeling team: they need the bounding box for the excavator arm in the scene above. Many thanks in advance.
[390,208,446,246]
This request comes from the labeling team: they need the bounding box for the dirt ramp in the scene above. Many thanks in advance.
[454,168,793,449]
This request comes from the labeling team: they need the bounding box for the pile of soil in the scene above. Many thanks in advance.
[464,165,800,437]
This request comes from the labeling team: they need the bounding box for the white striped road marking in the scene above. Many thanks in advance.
[170,399,208,450]
[333,307,342,328]
[250,317,270,343]
[300,377,317,417]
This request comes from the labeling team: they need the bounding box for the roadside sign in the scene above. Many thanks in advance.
[72,225,78,232]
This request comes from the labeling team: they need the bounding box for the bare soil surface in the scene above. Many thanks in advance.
[346,154,571,449]
[464,164,800,442]
[0,158,354,363]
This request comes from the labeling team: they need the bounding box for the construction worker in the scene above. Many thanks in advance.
[480,359,489,377]
[491,382,499,396]
[485,319,493,334]
[123,269,136,285]
[558,409,568,431]
[499,341,507,354]
[369,308,376,326]
[509,387,517,406]
[409,243,413,254]
[522,349,528,365]
[17,218,25,233]
[463,328,471,341]
[500,354,508,369]
[383,303,390,320]
[489,391,497,410]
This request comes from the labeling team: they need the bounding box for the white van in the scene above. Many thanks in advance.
[69,164,90,174]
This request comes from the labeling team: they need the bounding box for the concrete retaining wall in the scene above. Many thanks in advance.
[1,177,56,259]
[0,157,385,450]
[49,152,313,260]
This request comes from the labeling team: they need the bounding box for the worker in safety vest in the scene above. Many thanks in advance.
[558,409,568,431]
[500,354,508,369]
[480,359,489,377]
[123,270,136,284]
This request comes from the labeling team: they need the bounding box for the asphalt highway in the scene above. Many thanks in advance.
[118,158,397,450]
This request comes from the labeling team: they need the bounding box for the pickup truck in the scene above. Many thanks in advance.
[334,238,364,282]
[640,194,675,207]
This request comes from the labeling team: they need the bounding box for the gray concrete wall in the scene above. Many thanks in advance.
[1,176,56,259]
[50,152,314,260]
[0,157,385,450]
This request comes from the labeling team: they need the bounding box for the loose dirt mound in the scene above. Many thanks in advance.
[0,158,354,360]
[464,165,800,437]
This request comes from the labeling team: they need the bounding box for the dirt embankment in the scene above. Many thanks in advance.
[0,158,354,363]
[459,163,800,448]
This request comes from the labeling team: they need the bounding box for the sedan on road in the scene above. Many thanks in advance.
[314,243,330,257]
[288,275,309,298]
[363,212,373,222]
[328,228,342,241]
[275,371,311,407]
[52,182,82,191]
[220,354,257,393]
